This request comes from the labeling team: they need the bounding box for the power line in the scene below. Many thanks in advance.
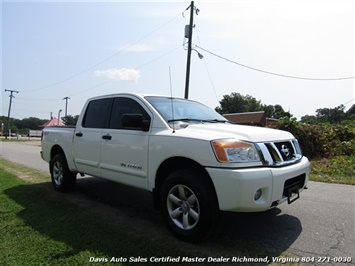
[135,44,183,70]
[67,44,184,98]
[194,27,219,103]
[24,13,182,93]
[66,80,112,98]
[342,98,355,106]
[195,45,355,81]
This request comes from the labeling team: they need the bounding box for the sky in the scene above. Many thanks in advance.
[1,0,354,121]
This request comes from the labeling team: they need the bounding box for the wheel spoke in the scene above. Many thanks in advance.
[187,193,196,205]
[170,207,183,219]
[178,186,187,200]
[53,162,63,185]
[50,154,76,192]
[166,183,201,231]
[182,212,190,229]
[168,193,181,205]
[188,208,199,221]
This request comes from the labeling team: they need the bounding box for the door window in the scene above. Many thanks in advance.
[109,97,150,130]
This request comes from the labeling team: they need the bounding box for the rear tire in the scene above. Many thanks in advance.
[160,169,219,242]
[50,154,77,192]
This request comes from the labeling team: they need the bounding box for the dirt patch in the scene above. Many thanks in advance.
[1,161,47,184]
[18,139,42,146]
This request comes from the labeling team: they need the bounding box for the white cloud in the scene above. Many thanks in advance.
[93,68,140,82]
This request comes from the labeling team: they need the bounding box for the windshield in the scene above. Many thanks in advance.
[145,96,227,123]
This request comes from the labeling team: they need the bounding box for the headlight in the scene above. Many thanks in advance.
[211,139,260,163]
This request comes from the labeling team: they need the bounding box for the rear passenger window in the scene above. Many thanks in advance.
[109,97,150,129]
[82,98,110,128]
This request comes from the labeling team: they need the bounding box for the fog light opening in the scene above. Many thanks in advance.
[254,189,262,201]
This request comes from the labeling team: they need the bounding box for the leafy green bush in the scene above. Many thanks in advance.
[275,118,355,160]
[334,140,355,156]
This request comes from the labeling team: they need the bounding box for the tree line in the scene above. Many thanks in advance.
[1,92,354,137]
[214,93,355,160]
[0,115,78,136]
[215,92,292,119]
[215,92,355,123]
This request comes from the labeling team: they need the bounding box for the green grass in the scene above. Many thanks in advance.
[2,157,353,265]
[0,163,188,265]
[310,155,355,185]
[1,160,298,266]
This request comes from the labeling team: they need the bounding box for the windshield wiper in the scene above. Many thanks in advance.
[168,118,231,123]
[204,119,232,123]
[168,118,201,123]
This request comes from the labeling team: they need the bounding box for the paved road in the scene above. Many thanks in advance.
[0,139,49,173]
[1,140,354,264]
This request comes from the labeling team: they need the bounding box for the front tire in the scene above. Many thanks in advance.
[50,154,77,192]
[160,169,219,242]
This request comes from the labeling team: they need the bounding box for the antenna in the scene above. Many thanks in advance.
[169,67,175,133]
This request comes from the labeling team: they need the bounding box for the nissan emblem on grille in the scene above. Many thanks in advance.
[281,144,290,157]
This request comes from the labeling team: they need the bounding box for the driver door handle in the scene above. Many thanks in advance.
[102,134,112,140]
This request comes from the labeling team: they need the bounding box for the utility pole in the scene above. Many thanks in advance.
[184,1,199,99]
[63,97,70,117]
[58,109,62,126]
[4,89,19,139]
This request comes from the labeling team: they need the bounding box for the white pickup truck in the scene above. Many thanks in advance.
[41,93,310,241]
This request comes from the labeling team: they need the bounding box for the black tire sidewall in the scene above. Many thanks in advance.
[50,154,76,192]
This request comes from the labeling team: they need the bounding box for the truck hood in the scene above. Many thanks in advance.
[179,123,294,143]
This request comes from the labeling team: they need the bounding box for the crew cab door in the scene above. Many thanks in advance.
[73,98,110,177]
[100,97,151,189]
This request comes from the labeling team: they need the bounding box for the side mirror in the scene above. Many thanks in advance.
[121,114,150,131]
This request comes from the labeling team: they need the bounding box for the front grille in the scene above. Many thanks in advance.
[256,140,302,166]
[274,141,296,161]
